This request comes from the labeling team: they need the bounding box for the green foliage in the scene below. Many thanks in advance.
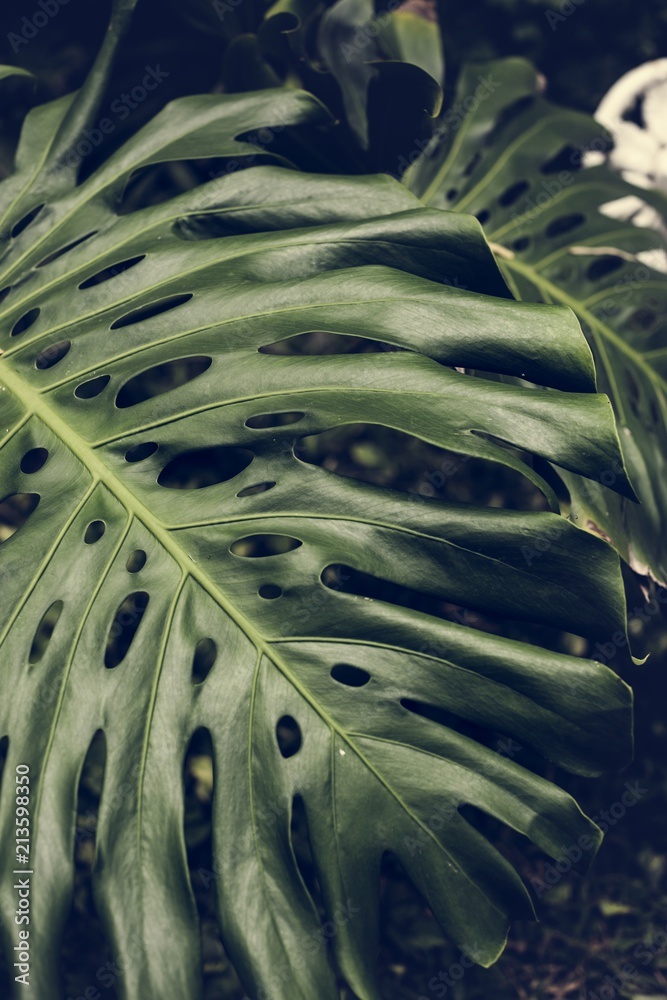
[406,58,667,583]
[0,4,646,999]
[160,0,443,172]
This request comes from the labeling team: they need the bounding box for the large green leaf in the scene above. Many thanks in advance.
[0,41,634,1000]
[406,58,667,582]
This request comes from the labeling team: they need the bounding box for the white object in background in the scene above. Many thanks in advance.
[586,58,667,272]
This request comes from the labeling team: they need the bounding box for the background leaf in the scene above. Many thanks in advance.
[406,57,667,582]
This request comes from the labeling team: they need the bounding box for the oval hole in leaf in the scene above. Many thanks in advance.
[463,151,481,176]
[546,213,585,238]
[628,307,657,332]
[498,180,530,207]
[246,411,304,429]
[11,203,44,237]
[183,727,214,847]
[20,448,48,474]
[0,286,11,305]
[230,535,302,558]
[36,231,97,268]
[276,716,301,758]
[298,424,537,502]
[476,209,490,225]
[401,698,497,743]
[258,584,282,600]
[77,729,106,848]
[182,729,218,947]
[79,255,146,289]
[104,591,149,669]
[457,802,505,840]
[0,493,39,542]
[126,549,146,573]
[541,145,582,174]
[11,308,40,337]
[446,188,458,201]
[110,293,193,330]
[35,339,71,370]
[331,663,370,687]
[486,95,535,144]
[59,730,111,975]
[586,256,625,282]
[650,399,660,429]
[259,331,398,355]
[158,446,253,490]
[75,375,110,399]
[513,237,531,252]
[28,600,64,664]
[125,441,159,464]
[192,638,217,684]
[0,736,8,801]
[321,563,493,629]
[84,520,106,544]
[115,356,212,409]
[290,795,326,916]
[237,481,276,498]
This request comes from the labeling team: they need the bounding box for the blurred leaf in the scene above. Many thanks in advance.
[406,56,667,583]
[0,66,34,82]
[375,2,444,85]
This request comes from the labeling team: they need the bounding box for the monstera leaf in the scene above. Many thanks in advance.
[406,58,667,582]
[0,18,636,1000]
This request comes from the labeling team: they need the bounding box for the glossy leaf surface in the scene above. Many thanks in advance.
[0,38,634,1000]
